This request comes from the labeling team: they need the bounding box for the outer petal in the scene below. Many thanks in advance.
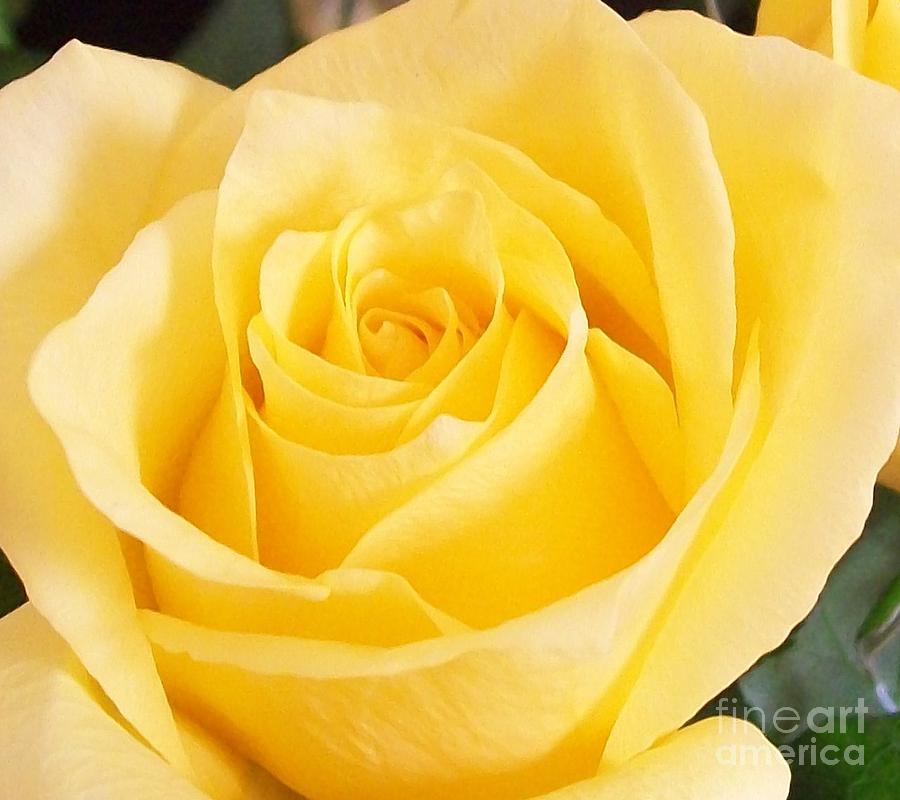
[534,718,788,800]
[607,10,900,761]
[0,605,208,799]
[0,604,294,800]
[844,0,900,493]
[761,0,900,488]
[0,42,227,771]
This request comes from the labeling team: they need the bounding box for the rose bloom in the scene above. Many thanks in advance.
[2,0,900,798]
[757,0,900,492]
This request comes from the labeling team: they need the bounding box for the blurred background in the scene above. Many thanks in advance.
[0,0,761,88]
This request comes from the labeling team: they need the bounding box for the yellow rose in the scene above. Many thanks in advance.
[756,0,900,490]
[2,1,900,797]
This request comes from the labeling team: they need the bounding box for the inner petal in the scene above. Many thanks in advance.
[343,191,501,330]
[257,316,429,407]
[351,270,478,386]
[248,320,419,454]
[359,309,433,380]
[258,228,333,352]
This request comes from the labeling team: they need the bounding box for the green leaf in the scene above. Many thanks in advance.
[0,15,14,51]
[858,573,900,716]
[737,487,900,742]
[0,0,30,48]
[787,714,900,799]
[0,46,43,87]
[0,547,25,618]
[859,574,900,645]
[0,0,43,88]
[176,0,297,89]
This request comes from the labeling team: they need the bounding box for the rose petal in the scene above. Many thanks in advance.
[260,314,429,406]
[534,718,788,800]
[879,439,900,491]
[606,10,900,761]
[587,328,682,511]
[246,396,484,576]
[831,0,870,69]
[865,0,900,88]
[0,606,209,799]
[0,41,226,771]
[250,320,420,452]
[756,0,833,54]
[0,604,294,800]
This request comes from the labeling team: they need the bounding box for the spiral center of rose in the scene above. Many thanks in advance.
[160,95,680,625]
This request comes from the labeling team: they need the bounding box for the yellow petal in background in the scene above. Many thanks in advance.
[865,0,900,88]
[756,0,833,54]
[831,0,871,69]
[0,40,227,773]
[758,0,900,89]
